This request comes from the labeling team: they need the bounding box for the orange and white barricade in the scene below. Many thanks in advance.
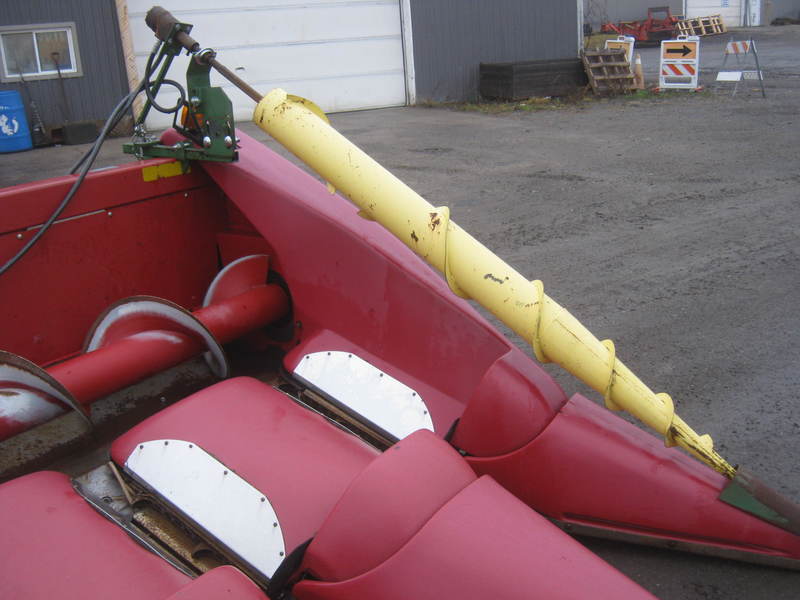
[715,38,765,97]
[659,35,701,90]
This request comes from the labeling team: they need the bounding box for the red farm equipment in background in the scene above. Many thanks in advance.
[601,6,681,43]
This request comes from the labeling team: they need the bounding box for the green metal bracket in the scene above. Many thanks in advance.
[123,17,237,164]
[182,52,237,162]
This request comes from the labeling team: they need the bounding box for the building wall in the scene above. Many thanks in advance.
[684,1,743,25]
[125,0,408,129]
[409,0,579,103]
[584,1,683,30]
[770,0,800,18]
[0,0,129,127]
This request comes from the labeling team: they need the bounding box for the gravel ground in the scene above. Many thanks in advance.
[1,25,798,600]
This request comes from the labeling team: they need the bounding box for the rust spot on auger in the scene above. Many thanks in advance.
[411,231,419,243]
[428,212,442,231]
[484,273,504,284]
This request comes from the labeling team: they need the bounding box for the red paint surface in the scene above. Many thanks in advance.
[196,285,288,343]
[164,566,267,600]
[451,349,568,456]
[111,377,378,552]
[0,160,225,366]
[198,131,566,440]
[303,430,476,582]
[467,394,800,560]
[0,470,189,598]
[294,432,655,600]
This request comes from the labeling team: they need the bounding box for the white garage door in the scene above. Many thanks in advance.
[126,0,408,128]
[684,1,742,27]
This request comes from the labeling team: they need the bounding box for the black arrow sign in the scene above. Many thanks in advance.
[666,45,692,57]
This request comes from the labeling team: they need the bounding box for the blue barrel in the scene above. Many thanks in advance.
[0,90,33,153]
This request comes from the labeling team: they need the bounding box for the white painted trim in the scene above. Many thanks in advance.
[399,0,416,105]
[577,0,584,56]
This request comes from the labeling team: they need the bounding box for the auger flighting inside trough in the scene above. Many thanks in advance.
[0,255,288,441]
[134,5,800,552]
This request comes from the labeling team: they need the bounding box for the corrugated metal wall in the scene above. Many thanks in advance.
[0,0,128,127]
[584,1,683,29]
[770,0,800,18]
[409,0,579,102]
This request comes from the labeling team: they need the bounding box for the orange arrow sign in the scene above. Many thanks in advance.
[662,41,698,60]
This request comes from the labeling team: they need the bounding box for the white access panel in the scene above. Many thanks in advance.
[126,0,407,128]
[683,0,742,26]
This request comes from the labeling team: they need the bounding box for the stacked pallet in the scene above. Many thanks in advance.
[675,15,727,36]
[479,59,589,100]
[581,49,636,96]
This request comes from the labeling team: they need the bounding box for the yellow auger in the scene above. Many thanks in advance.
[254,89,736,479]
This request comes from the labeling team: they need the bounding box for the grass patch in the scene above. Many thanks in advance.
[418,96,576,114]
[583,33,619,50]
[417,87,715,115]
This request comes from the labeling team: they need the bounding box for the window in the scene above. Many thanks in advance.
[0,22,82,82]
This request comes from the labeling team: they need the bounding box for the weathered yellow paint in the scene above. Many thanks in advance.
[142,161,186,182]
[253,89,736,478]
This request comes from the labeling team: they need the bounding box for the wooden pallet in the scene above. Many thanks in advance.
[675,15,727,36]
[479,59,588,100]
[581,49,635,96]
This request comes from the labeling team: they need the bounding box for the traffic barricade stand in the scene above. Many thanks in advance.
[715,38,765,98]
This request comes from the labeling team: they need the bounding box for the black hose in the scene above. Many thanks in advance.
[70,78,146,174]
[0,40,192,277]
[0,78,146,277]
[145,78,186,115]
[142,44,186,115]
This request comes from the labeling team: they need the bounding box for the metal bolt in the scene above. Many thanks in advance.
[164,441,169,446]
[279,552,284,557]
[188,444,193,448]
[224,135,233,148]
[223,470,228,475]
[202,136,212,148]
[107,211,113,217]
[159,396,166,403]
[16,233,23,240]
[273,522,278,527]
[139,444,144,450]
[190,96,201,107]
[183,192,188,198]
[261,497,266,503]
[102,496,112,504]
